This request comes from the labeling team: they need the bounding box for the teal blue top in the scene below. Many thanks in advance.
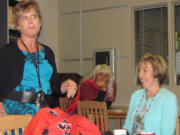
[3,47,53,116]
[123,88,178,135]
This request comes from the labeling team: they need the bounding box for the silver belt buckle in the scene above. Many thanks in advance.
[36,91,44,108]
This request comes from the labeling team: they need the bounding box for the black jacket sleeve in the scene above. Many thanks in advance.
[43,45,67,107]
[94,90,105,101]
[43,45,62,96]
[0,43,25,101]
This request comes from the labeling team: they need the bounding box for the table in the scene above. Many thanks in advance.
[108,107,127,129]
[108,108,180,130]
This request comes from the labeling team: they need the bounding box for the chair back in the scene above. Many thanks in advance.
[0,114,32,135]
[59,97,74,112]
[175,117,179,135]
[175,107,180,135]
[77,100,109,133]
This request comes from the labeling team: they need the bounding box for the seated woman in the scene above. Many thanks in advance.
[66,64,117,114]
[123,53,178,135]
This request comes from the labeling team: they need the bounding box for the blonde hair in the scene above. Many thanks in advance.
[13,0,42,27]
[81,64,114,99]
[138,53,167,84]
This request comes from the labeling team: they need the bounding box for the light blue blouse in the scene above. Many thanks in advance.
[3,47,53,116]
[123,88,178,135]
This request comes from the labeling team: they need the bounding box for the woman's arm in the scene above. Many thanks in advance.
[123,91,138,133]
[161,94,178,135]
[94,90,105,101]
[0,102,6,117]
[44,45,78,97]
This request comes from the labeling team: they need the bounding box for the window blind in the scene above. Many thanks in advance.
[135,6,168,84]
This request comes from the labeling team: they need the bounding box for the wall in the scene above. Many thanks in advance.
[57,0,138,106]
[36,0,60,70]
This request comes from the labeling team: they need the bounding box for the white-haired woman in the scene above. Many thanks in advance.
[66,64,117,114]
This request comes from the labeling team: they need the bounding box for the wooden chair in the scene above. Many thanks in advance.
[0,114,32,135]
[77,100,109,133]
[175,117,179,135]
[59,97,74,112]
[175,107,180,135]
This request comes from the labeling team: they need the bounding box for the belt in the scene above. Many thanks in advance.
[6,91,49,108]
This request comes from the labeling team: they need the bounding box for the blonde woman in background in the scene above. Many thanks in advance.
[66,64,117,114]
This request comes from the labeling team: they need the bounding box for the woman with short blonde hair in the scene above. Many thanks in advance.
[138,53,167,84]
[124,53,178,135]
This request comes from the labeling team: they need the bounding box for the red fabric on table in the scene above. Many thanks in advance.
[24,107,101,135]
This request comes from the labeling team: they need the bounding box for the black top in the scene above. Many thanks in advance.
[0,42,64,106]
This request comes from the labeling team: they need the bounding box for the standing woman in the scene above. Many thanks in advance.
[0,0,77,116]
[123,53,178,135]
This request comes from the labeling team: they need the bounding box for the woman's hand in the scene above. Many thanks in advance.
[60,79,78,98]
[0,102,6,117]
[95,80,107,91]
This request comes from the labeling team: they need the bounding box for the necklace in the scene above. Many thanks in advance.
[132,92,155,134]
[20,39,43,108]
[135,92,155,114]
[132,90,160,134]
[20,39,42,90]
